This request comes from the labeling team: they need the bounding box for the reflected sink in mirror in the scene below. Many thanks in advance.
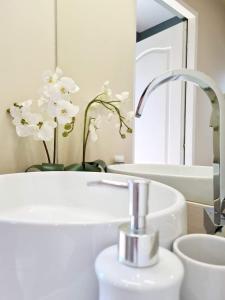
[108,164,214,206]
[0,171,186,300]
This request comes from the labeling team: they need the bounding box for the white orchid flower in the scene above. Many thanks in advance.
[38,96,60,118]
[26,112,43,125]
[107,112,114,121]
[8,68,81,145]
[53,100,79,125]
[58,77,80,94]
[126,111,135,122]
[41,67,79,104]
[42,67,63,84]
[13,111,56,141]
[89,129,98,142]
[34,120,57,141]
[103,81,112,99]
[9,100,43,138]
[13,112,43,138]
[9,100,32,119]
[37,96,49,112]
[115,91,129,103]
[10,106,24,120]
[41,84,62,102]
[12,109,41,127]
[41,78,79,104]
[21,99,33,108]
[89,115,102,142]
[16,124,34,137]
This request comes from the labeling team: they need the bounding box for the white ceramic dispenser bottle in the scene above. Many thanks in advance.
[92,179,184,300]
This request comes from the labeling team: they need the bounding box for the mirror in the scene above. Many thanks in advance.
[0,0,225,174]
[135,0,186,165]
[134,0,225,167]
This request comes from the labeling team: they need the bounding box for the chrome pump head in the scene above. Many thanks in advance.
[87,179,159,267]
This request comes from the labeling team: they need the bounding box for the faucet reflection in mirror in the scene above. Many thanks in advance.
[7,69,133,172]
[135,69,225,233]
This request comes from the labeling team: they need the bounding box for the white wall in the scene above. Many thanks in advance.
[57,0,136,165]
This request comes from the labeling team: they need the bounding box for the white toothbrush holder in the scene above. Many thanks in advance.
[173,234,225,300]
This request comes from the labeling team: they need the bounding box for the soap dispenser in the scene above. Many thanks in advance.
[90,179,184,300]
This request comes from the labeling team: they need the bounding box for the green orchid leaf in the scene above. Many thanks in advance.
[25,161,107,173]
[83,163,102,172]
[64,163,83,171]
[41,163,65,171]
[25,165,43,172]
[26,163,65,172]
[65,163,101,172]
[90,160,107,172]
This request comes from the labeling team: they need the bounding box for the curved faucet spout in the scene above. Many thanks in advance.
[135,69,225,232]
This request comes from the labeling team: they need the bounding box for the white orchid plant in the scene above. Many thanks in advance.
[7,69,133,172]
[70,81,133,172]
[7,68,80,171]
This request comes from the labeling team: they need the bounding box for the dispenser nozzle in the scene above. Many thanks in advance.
[87,178,159,268]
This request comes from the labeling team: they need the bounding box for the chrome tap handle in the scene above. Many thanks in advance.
[87,180,128,188]
[87,179,150,232]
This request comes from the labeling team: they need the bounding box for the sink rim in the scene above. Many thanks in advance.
[108,163,213,179]
[0,171,185,226]
[173,234,225,269]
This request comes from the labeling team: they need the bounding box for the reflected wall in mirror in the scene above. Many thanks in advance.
[134,0,225,166]
[57,0,135,167]
[0,0,135,173]
[0,0,56,172]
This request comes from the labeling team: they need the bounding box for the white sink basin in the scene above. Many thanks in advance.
[108,164,214,205]
[0,171,186,300]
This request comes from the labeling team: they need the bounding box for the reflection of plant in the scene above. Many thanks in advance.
[7,73,133,173]
[7,68,80,164]
[82,81,134,167]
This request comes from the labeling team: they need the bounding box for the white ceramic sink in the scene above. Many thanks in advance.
[0,171,186,300]
[108,164,214,205]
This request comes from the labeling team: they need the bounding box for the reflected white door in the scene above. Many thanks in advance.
[134,22,187,164]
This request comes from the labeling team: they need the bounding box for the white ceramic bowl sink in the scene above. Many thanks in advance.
[0,171,186,300]
[108,164,214,205]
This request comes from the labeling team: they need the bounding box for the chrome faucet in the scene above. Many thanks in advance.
[135,69,225,233]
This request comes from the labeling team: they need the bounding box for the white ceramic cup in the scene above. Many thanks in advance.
[173,234,225,300]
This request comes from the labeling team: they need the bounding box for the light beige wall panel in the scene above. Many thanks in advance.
[57,0,136,165]
[0,0,55,173]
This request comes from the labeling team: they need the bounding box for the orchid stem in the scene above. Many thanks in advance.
[82,92,131,167]
[53,118,57,164]
[82,97,102,168]
[82,106,89,168]
[43,141,51,164]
